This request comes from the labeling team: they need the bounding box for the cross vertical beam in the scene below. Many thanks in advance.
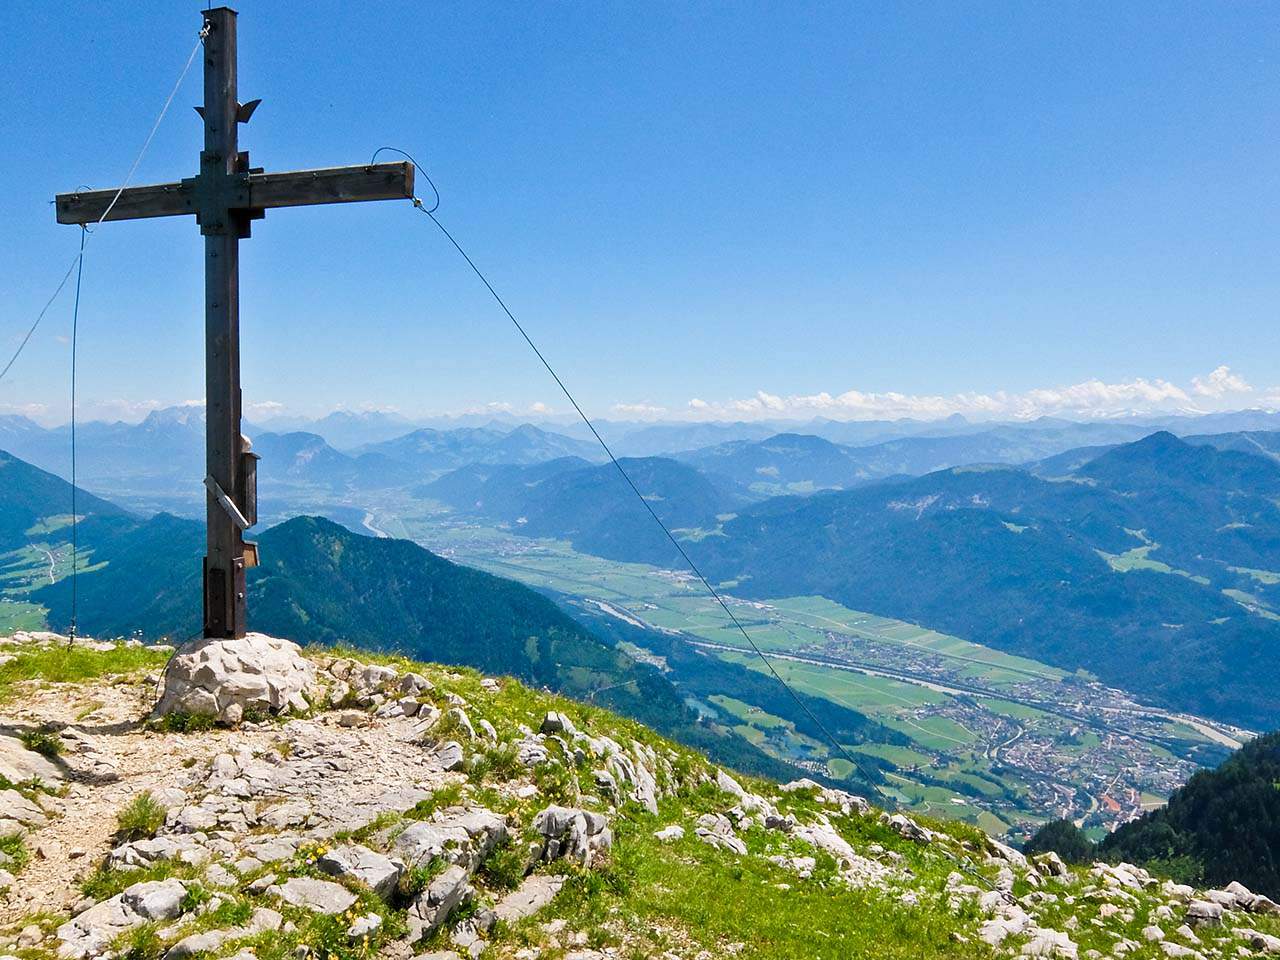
[201,6,246,638]
[53,8,414,641]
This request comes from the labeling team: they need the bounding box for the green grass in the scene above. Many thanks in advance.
[1100,545,1210,585]
[81,860,202,902]
[0,832,30,874]
[0,641,170,704]
[1230,565,1280,585]
[116,791,166,842]
[149,711,216,734]
[510,814,993,960]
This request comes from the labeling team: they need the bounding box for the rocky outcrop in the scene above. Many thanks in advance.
[494,875,566,923]
[57,879,189,959]
[406,864,473,942]
[393,808,508,872]
[532,805,613,867]
[153,633,317,724]
[11,637,1280,960]
[268,877,358,914]
[317,843,404,899]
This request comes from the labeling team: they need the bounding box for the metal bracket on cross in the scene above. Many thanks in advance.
[204,475,251,531]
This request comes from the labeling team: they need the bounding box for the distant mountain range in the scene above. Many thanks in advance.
[0,411,604,513]
[8,405,1280,727]
[355,423,603,474]
[683,433,1280,728]
[9,405,1280,512]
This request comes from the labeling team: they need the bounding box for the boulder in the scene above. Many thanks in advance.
[58,896,141,959]
[393,809,508,871]
[433,740,465,772]
[153,634,317,724]
[1019,928,1077,958]
[540,711,577,736]
[0,734,63,787]
[317,844,404,900]
[407,864,472,941]
[493,875,565,923]
[694,813,747,856]
[121,877,187,920]
[882,812,932,844]
[163,932,227,960]
[165,906,283,959]
[399,672,433,696]
[0,789,49,827]
[532,805,613,867]
[516,738,550,767]
[269,877,358,915]
[1184,899,1222,927]
[108,836,209,869]
[346,914,382,940]
[1246,929,1280,953]
[57,880,189,959]
[1031,851,1069,878]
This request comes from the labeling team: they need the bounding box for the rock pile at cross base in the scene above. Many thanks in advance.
[0,630,1277,960]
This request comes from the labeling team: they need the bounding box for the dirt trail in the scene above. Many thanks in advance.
[0,677,272,924]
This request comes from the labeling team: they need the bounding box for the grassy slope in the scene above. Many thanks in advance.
[5,636,1279,960]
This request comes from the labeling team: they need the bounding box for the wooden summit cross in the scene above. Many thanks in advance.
[54,7,414,639]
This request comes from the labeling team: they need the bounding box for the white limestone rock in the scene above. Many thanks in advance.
[1184,899,1223,927]
[493,875,565,923]
[153,634,317,724]
[0,734,63,787]
[0,789,49,827]
[269,877,358,915]
[57,879,189,959]
[393,808,508,872]
[407,864,473,941]
[317,843,404,900]
[694,813,747,857]
[532,805,613,867]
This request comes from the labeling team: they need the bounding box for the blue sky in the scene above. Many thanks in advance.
[3,1,1279,424]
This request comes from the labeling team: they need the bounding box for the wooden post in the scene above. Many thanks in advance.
[53,8,414,640]
[201,6,246,638]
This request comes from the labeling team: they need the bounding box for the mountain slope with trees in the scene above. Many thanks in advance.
[684,434,1280,727]
[1024,732,1280,899]
[1098,731,1280,897]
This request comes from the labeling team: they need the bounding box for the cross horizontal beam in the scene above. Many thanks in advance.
[54,160,415,225]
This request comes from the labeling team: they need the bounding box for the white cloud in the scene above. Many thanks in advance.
[1191,365,1253,398]
[612,402,668,418]
[688,367,1265,422]
[245,399,287,418]
[528,401,552,415]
